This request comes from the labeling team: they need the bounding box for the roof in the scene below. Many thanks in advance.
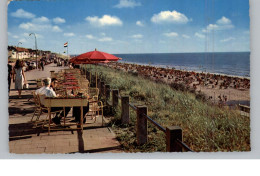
[15,47,29,52]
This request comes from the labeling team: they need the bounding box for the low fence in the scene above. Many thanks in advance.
[84,69,193,152]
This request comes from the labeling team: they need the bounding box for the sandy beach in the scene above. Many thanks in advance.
[104,62,250,106]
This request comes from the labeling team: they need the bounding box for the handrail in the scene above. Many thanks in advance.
[128,102,137,111]
[90,69,193,152]
[115,93,121,99]
[142,113,166,133]
[176,139,194,152]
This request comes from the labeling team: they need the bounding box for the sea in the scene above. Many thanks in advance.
[114,52,250,78]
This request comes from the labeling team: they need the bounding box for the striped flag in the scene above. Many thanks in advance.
[64,42,68,47]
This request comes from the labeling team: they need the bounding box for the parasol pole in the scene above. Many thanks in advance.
[89,64,92,86]
[96,63,97,88]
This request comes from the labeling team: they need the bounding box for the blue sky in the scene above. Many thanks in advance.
[7,0,250,54]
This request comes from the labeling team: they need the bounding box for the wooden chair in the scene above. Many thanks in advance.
[88,87,99,98]
[31,91,45,122]
[35,94,63,128]
[87,95,104,126]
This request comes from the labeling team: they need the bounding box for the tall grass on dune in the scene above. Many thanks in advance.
[83,65,250,152]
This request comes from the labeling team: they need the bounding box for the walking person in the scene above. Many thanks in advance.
[8,61,13,93]
[38,62,41,71]
[12,60,27,98]
[40,60,44,71]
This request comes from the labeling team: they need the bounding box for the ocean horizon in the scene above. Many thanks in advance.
[113,52,250,78]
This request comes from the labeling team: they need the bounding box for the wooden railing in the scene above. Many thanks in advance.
[85,69,193,152]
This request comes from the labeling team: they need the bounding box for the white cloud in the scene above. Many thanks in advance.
[100,33,106,36]
[85,15,123,27]
[136,21,144,27]
[22,33,29,37]
[195,32,205,39]
[182,34,190,39]
[86,34,95,39]
[203,16,234,32]
[12,35,19,39]
[131,34,143,39]
[53,17,66,24]
[217,16,231,25]
[64,33,75,37]
[19,22,59,32]
[18,16,62,32]
[98,37,113,42]
[19,23,34,30]
[52,26,63,32]
[11,9,35,19]
[21,32,43,39]
[151,10,190,24]
[220,37,235,42]
[163,32,178,37]
[114,0,141,8]
[18,38,27,43]
[32,16,50,23]
[35,33,43,39]
[19,22,43,31]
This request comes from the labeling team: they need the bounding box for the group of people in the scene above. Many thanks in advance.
[107,62,250,91]
[35,77,89,125]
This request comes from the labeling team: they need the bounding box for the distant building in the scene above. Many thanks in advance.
[8,45,56,60]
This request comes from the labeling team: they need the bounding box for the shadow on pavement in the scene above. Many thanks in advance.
[9,122,42,141]
[68,146,122,153]
[8,107,35,116]
[9,94,34,100]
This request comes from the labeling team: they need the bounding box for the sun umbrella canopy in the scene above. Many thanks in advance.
[75,49,119,63]
[69,56,77,63]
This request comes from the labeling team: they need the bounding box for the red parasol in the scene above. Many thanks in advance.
[70,49,120,88]
[73,48,119,64]
[69,56,77,63]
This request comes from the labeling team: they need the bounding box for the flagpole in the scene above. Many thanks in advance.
[67,41,69,60]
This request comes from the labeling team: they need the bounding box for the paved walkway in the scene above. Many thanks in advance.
[9,63,122,154]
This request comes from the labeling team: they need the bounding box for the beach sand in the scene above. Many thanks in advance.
[105,62,250,106]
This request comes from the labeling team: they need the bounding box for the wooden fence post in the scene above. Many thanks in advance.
[136,106,148,145]
[166,126,183,152]
[100,81,105,96]
[121,96,129,124]
[112,89,119,107]
[105,85,110,100]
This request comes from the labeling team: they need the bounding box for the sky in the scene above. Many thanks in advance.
[7,0,250,54]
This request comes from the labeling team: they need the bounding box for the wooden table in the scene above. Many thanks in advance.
[42,97,88,135]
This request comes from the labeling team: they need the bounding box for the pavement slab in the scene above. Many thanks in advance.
[8,63,123,154]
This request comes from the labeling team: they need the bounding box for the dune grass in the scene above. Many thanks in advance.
[83,65,250,152]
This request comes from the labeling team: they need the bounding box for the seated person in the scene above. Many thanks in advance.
[72,103,89,123]
[36,77,71,125]
[37,77,89,124]
[51,77,89,123]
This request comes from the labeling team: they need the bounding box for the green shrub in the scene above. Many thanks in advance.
[83,64,250,152]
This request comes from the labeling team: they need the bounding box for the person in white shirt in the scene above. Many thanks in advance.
[36,77,70,125]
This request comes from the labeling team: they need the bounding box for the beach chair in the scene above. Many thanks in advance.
[87,95,104,126]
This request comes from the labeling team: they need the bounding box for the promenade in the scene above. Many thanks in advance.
[8,63,122,154]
